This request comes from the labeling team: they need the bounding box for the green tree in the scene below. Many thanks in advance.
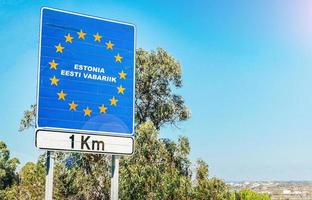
[135,48,190,129]
[193,160,230,200]
[16,48,250,200]
[2,159,45,200]
[0,141,19,198]
[53,153,111,200]
[231,189,271,200]
[19,104,36,132]
[120,121,192,200]
[17,48,193,199]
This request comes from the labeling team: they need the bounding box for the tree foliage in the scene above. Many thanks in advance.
[120,121,192,200]
[135,48,190,129]
[53,153,111,200]
[3,48,271,200]
[0,141,19,198]
[19,104,36,132]
[3,160,45,200]
[193,160,231,200]
[231,189,271,200]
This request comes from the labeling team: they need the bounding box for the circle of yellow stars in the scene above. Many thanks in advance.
[48,30,128,117]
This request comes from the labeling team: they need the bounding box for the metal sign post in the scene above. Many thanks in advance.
[110,155,120,200]
[45,151,54,200]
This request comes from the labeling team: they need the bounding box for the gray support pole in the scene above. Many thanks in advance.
[45,151,55,200]
[110,155,120,200]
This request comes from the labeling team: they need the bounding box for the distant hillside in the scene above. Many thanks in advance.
[228,181,312,200]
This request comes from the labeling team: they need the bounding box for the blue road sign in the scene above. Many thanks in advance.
[37,7,135,136]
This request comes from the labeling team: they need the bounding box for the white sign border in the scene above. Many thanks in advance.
[35,129,135,155]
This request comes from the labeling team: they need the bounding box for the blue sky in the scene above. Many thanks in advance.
[0,0,311,181]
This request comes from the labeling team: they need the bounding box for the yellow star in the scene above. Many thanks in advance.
[105,40,114,49]
[50,76,59,86]
[110,96,118,106]
[77,30,86,40]
[117,85,125,94]
[83,107,92,116]
[99,104,107,114]
[115,53,123,62]
[55,43,64,53]
[64,33,73,43]
[119,70,127,79]
[49,60,58,70]
[69,101,78,111]
[57,90,67,100]
[93,33,102,42]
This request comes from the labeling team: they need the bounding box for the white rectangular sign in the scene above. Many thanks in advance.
[36,130,134,155]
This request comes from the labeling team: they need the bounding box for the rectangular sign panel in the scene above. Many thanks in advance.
[36,7,135,154]
[36,130,134,155]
